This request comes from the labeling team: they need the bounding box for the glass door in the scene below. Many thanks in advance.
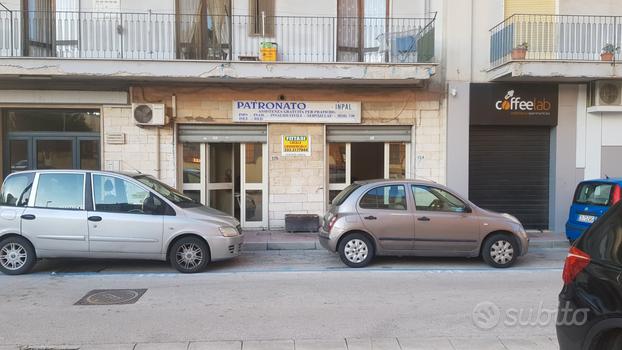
[328,143,350,203]
[241,143,267,228]
[35,138,73,169]
[207,143,235,216]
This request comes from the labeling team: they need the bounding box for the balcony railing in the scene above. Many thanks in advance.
[0,10,436,64]
[490,14,622,67]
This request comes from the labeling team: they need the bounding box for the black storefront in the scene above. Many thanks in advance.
[469,83,558,230]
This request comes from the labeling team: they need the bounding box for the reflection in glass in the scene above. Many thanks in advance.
[36,140,73,169]
[209,143,233,183]
[389,143,406,179]
[80,140,100,170]
[245,143,263,183]
[245,190,262,221]
[210,189,233,215]
[183,190,201,204]
[329,190,341,204]
[329,143,346,183]
[7,109,100,132]
[183,143,201,184]
[9,140,29,173]
[34,173,84,210]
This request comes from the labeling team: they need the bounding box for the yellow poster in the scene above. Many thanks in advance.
[282,135,311,156]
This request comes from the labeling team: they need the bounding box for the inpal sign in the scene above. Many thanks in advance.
[233,100,361,124]
[470,84,558,126]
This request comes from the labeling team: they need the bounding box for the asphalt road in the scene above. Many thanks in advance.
[0,248,568,347]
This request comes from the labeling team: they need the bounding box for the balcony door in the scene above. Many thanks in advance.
[22,0,79,57]
[176,0,231,60]
[337,0,388,62]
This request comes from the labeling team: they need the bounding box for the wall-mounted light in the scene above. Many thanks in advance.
[449,88,458,97]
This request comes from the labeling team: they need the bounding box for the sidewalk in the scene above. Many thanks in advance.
[242,230,569,251]
[0,336,559,350]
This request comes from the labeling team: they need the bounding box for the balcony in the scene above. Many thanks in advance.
[489,14,622,81]
[0,10,437,85]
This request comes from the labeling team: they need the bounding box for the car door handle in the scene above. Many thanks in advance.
[20,214,35,220]
[364,215,377,220]
[418,216,431,222]
[88,216,103,222]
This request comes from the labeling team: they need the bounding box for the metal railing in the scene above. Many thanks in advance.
[0,10,436,64]
[490,14,622,67]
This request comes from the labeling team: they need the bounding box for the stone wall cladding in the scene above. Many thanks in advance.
[128,85,444,228]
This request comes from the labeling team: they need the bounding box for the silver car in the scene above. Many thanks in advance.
[0,170,243,275]
[319,179,529,268]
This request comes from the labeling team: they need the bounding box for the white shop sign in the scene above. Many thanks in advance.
[233,101,361,124]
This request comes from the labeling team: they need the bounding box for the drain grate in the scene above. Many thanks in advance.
[75,289,147,306]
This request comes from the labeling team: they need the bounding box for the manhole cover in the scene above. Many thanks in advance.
[75,289,147,306]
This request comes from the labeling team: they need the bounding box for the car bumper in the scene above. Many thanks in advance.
[318,228,337,252]
[566,222,588,241]
[208,233,244,261]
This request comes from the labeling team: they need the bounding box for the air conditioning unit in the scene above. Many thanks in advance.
[132,103,166,126]
[590,81,622,107]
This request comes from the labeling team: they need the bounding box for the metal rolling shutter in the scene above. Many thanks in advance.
[326,126,412,143]
[469,126,550,230]
[178,125,267,143]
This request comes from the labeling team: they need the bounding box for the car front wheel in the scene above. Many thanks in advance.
[338,233,374,268]
[169,237,210,273]
[482,233,519,268]
[0,236,36,275]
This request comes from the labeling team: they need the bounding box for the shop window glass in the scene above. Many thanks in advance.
[246,190,262,221]
[245,143,262,183]
[389,143,406,179]
[183,143,201,184]
[329,143,346,183]
[6,109,100,133]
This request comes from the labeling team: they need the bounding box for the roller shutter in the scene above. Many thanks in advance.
[469,126,550,230]
[327,125,411,143]
[179,125,267,143]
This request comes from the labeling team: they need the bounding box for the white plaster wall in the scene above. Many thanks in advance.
[585,112,603,180]
[602,113,622,146]
[575,85,587,169]
[559,0,622,16]
[470,0,504,82]
[391,0,426,17]
[1,0,20,10]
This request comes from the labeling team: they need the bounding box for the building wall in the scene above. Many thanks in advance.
[504,0,555,17]
[559,0,622,16]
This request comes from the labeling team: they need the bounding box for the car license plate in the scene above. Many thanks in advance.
[578,214,596,224]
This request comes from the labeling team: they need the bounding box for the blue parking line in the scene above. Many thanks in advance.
[6,266,564,278]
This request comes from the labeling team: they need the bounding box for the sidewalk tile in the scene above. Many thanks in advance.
[189,341,242,350]
[398,337,454,350]
[242,339,294,350]
[134,342,188,350]
[501,336,558,350]
[346,337,401,350]
[450,338,506,350]
[295,339,347,350]
[0,346,20,350]
[80,345,136,350]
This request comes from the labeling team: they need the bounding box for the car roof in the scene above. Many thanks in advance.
[8,169,144,178]
[581,178,622,184]
[355,178,438,186]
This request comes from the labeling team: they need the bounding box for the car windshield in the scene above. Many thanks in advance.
[574,182,614,206]
[133,175,201,208]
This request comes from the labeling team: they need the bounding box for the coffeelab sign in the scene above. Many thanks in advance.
[470,84,558,126]
[233,101,361,124]
[282,135,311,156]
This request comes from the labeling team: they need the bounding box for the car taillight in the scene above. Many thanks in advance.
[562,246,591,285]
[327,215,338,232]
[612,185,621,205]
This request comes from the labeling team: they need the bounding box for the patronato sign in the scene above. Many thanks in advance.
[282,135,311,156]
[233,101,361,124]
[470,84,558,126]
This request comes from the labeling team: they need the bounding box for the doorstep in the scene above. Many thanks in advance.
[241,230,569,251]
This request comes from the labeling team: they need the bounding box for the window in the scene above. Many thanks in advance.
[134,175,198,209]
[0,173,35,207]
[574,182,614,206]
[176,0,231,60]
[359,185,407,210]
[576,204,622,265]
[412,185,467,213]
[249,0,275,36]
[34,173,84,210]
[332,183,361,206]
[93,175,165,215]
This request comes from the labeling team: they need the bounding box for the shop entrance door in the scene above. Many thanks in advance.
[181,142,268,228]
[328,142,410,202]
[6,136,100,173]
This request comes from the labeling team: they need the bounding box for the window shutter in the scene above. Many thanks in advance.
[259,0,275,37]
[249,0,275,36]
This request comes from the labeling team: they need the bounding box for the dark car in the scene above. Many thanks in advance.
[557,201,622,349]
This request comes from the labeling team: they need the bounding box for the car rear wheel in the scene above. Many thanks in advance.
[482,233,518,268]
[338,233,374,268]
[169,237,210,273]
[0,236,36,275]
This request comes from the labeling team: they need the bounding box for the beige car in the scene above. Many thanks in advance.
[319,179,529,268]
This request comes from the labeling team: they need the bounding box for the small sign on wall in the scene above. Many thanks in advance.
[282,135,311,156]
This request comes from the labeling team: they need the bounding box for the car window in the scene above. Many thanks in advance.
[412,185,467,213]
[93,175,165,215]
[576,203,622,265]
[0,173,35,207]
[359,185,407,210]
[574,182,614,206]
[332,183,361,206]
[34,173,84,210]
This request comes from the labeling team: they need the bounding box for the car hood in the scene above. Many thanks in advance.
[182,205,240,227]
[480,208,522,225]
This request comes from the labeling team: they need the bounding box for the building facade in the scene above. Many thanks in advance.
[1,0,621,232]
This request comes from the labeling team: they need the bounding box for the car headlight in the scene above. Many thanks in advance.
[219,226,239,237]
